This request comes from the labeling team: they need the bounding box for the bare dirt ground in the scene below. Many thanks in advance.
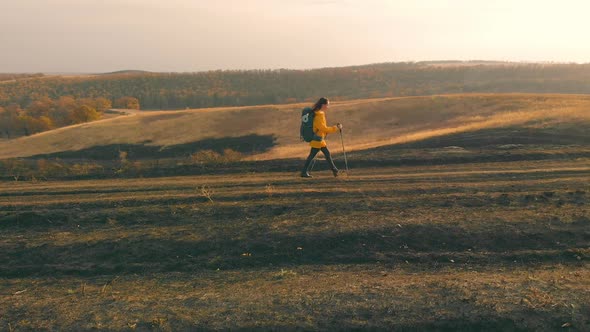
[1,156,589,330]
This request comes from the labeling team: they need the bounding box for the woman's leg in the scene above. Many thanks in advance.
[320,147,339,175]
[301,147,320,176]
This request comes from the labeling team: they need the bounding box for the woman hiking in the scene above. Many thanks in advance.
[301,97,342,178]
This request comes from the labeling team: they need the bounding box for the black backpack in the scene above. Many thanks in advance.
[300,107,321,142]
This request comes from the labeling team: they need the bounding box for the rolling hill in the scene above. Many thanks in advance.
[4,62,590,111]
[1,93,589,161]
[2,93,590,330]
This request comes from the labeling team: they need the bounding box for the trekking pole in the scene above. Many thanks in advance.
[310,158,317,172]
[339,128,349,173]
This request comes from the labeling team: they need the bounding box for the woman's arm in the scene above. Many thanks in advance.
[315,112,338,134]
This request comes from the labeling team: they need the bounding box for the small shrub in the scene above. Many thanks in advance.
[200,185,214,203]
[221,148,243,163]
[70,163,104,176]
[36,159,67,178]
[190,148,243,165]
[1,158,28,181]
[191,150,223,165]
[265,184,275,197]
[271,269,297,280]
[114,151,143,175]
[119,150,128,166]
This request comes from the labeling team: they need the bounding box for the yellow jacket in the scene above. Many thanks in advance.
[310,110,338,148]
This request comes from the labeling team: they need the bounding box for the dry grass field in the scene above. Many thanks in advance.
[1,93,590,160]
[1,94,590,330]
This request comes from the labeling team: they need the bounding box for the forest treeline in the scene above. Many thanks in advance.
[1,62,590,138]
[0,73,44,82]
[0,96,139,138]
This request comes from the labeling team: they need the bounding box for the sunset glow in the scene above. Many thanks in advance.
[1,0,589,72]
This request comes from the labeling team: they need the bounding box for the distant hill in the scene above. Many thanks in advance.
[99,70,152,75]
[1,93,589,161]
[0,73,44,82]
[2,62,590,111]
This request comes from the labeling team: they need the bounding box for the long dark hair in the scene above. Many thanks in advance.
[311,97,329,112]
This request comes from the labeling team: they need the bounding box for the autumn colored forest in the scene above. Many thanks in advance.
[2,61,590,138]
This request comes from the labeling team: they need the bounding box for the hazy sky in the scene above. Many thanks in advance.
[1,0,589,73]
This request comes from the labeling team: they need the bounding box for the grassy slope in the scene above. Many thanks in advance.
[1,93,590,160]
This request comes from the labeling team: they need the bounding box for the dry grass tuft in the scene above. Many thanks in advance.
[200,185,214,203]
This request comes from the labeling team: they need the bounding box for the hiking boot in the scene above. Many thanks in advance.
[332,169,339,177]
[300,172,312,178]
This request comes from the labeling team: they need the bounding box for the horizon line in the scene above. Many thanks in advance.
[4,59,590,75]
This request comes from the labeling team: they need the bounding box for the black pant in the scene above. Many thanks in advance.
[301,147,337,173]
